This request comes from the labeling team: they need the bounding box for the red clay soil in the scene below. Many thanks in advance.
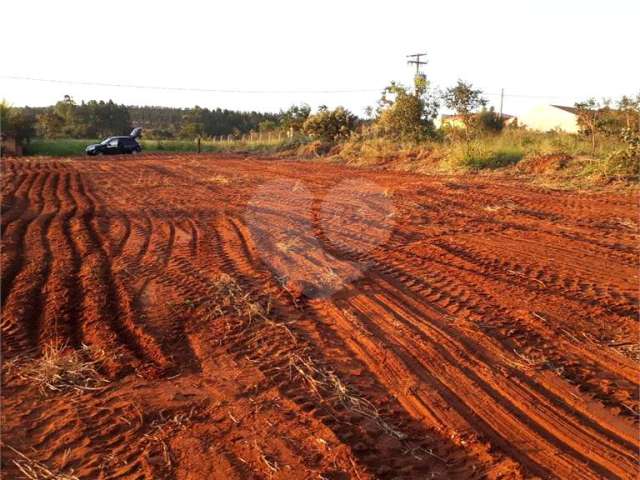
[1,153,638,479]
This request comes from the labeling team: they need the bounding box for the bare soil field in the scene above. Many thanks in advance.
[1,153,638,479]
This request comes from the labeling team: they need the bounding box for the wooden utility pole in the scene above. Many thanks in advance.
[407,52,428,76]
[499,88,504,119]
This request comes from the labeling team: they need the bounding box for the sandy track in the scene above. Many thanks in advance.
[1,154,638,479]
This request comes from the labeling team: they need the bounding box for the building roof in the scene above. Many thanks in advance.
[551,105,579,115]
[441,113,515,120]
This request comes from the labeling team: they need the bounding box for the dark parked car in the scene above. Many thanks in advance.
[86,128,142,156]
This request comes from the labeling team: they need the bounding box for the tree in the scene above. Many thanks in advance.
[36,110,65,138]
[180,106,206,138]
[617,94,640,131]
[442,80,487,133]
[575,98,609,155]
[1,101,36,142]
[374,81,439,141]
[258,120,278,132]
[476,107,505,134]
[280,104,311,134]
[302,106,357,142]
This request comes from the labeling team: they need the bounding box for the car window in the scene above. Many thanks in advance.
[101,137,114,145]
[108,139,119,147]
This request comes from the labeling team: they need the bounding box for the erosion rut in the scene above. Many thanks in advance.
[1,154,638,479]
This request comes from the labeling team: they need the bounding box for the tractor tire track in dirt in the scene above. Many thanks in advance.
[1,154,638,479]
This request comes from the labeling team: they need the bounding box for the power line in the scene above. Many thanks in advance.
[0,75,381,95]
[1,75,612,100]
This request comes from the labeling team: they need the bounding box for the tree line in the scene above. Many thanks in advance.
[2,82,638,154]
[1,96,283,141]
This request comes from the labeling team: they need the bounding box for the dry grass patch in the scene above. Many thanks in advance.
[208,174,231,185]
[287,353,406,440]
[275,237,303,253]
[2,443,79,480]
[8,344,109,394]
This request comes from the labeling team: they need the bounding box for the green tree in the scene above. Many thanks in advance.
[374,81,439,141]
[442,80,487,133]
[476,107,505,134]
[1,100,36,142]
[575,98,610,155]
[54,95,80,136]
[617,94,640,131]
[302,105,357,142]
[280,104,311,134]
[179,106,206,138]
[258,119,278,132]
[36,110,65,138]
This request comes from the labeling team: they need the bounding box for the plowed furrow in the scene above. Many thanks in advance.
[2,172,58,357]
[341,289,631,479]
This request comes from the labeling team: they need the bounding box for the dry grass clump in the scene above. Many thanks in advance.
[2,443,79,480]
[143,408,198,470]
[288,353,406,440]
[208,174,231,185]
[188,273,276,335]
[275,237,303,253]
[9,344,109,394]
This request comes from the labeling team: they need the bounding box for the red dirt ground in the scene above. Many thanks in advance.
[1,153,638,479]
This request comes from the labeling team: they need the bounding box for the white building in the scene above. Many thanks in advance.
[519,105,580,133]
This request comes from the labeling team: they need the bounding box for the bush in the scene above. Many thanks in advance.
[475,109,505,134]
[302,106,357,142]
[374,82,438,141]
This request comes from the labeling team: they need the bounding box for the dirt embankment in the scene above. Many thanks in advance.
[1,153,638,479]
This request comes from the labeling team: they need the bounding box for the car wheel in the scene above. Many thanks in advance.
[131,149,139,155]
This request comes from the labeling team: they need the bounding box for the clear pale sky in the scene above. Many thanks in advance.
[2,0,638,116]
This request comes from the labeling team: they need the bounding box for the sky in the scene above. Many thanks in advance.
[2,0,639,117]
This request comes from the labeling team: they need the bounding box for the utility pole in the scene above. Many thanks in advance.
[499,88,504,119]
[407,52,428,77]
[407,52,428,94]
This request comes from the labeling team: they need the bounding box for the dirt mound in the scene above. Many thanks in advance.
[516,152,573,174]
[1,154,638,479]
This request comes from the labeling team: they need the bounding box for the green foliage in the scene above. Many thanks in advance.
[575,95,640,155]
[36,110,66,138]
[25,99,280,140]
[280,104,311,133]
[617,94,640,131]
[374,82,439,141]
[442,80,487,129]
[475,108,505,134]
[302,106,357,142]
[258,120,278,132]
[446,141,523,170]
[25,138,100,156]
[597,128,640,177]
[35,96,130,138]
[25,135,307,156]
[574,98,608,154]
[1,100,36,141]
[179,106,206,138]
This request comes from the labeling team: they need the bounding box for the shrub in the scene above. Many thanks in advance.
[374,82,439,141]
[302,106,357,142]
[475,108,505,134]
